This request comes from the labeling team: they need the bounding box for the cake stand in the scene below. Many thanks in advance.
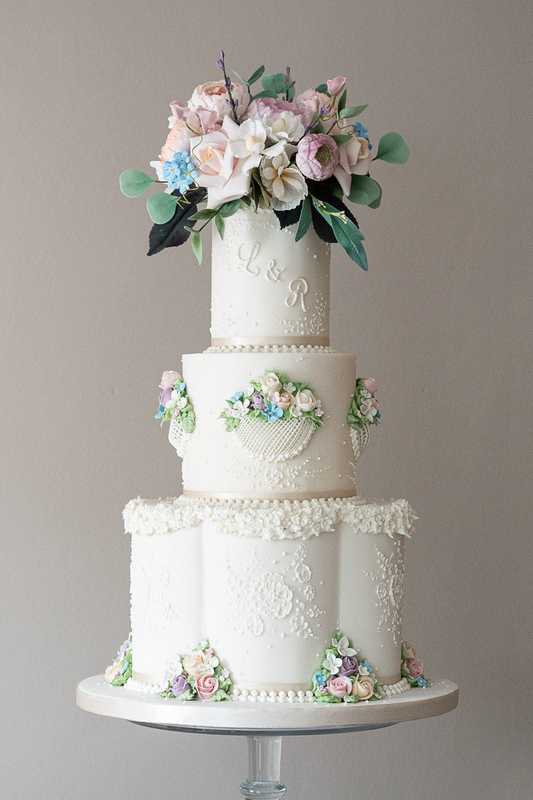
[77,676,458,798]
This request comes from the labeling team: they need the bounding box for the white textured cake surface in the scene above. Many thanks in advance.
[181,352,358,498]
[126,496,414,689]
[210,206,330,346]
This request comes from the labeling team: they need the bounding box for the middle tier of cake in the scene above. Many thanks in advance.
[180,351,359,500]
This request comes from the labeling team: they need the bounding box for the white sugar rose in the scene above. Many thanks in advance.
[188,80,249,120]
[261,373,282,395]
[295,389,316,412]
[276,392,295,411]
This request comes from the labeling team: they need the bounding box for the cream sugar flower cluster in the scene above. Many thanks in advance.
[157,640,232,702]
[220,370,324,432]
[120,52,409,270]
[312,634,384,703]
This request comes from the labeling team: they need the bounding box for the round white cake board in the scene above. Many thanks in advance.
[77,675,458,733]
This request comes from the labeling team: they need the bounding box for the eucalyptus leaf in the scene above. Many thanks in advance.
[295,195,312,242]
[215,214,225,240]
[261,72,286,95]
[251,89,278,99]
[120,169,155,198]
[191,231,202,265]
[348,175,382,206]
[146,192,178,225]
[315,83,328,93]
[374,132,409,164]
[368,181,383,209]
[339,104,368,119]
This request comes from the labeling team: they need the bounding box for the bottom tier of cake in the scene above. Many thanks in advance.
[121,496,416,694]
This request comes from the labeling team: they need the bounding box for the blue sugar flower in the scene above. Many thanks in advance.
[120,659,129,675]
[416,676,428,688]
[353,122,372,150]
[177,381,187,393]
[376,410,382,419]
[360,661,372,673]
[163,150,199,192]
[231,391,244,403]
[155,403,164,419]
[262,403,284,423]
[314,672,327,687]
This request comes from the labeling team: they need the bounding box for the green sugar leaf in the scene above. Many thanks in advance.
[219,198,241,218]
[368,181,383,209]
[337,88,347,113]
[252,89,278,99]
[348,175,382,206]
[146,192,178,224]
[339,104,368,119]
[261,72,287,95]
[232,70,248,85]
[191,231,202,265]
[374,132,409,164]
[189,208,217,221]
[247,65,265,85]
[315,83,328,93]
[215,214,225,240]
[295,195,312,242]
[331,134,352,146]
[120,169,155,198]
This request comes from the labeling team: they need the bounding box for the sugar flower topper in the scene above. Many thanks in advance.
[158,640,232,701]
[120,52,408,269]
[347,377,381,431]
[311,633,384,703]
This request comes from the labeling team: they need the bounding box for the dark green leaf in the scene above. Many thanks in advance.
[374,132,409,164]
[261,72,286,95]
[295,195,312,242]
[147,188,206,256]
[307,188,359,242]
[368,181,383,209]
[146,192,178,224]
[219,198,241,218]
[348,175,382,206]
[247,65,265,85]
[120,169,155,198]
[339,104,368,119]
[240,195,252,207]
[215,214,225,239]
[313,198,368,270]
[315,83,328,93]
[273,203,301,229]
[191,231,202,265]
[337,88,347,113]
[331,134,352,146]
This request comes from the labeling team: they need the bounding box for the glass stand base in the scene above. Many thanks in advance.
[239,736,286,799]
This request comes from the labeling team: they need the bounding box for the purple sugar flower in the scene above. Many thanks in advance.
[296,134,340,181]
[337,655,359,678]
[117,639,131,659]
[172,673,190,698]
[159,386,173,406]
[251,391,266,410]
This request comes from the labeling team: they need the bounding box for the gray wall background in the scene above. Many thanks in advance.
[1,0,531,797]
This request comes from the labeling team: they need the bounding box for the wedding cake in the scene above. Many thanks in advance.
[106,57,430,705]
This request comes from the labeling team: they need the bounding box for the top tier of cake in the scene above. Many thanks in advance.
[210,206,331,348]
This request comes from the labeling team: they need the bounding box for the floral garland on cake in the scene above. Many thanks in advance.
[104,635,133,686]
[401,641,430,688]
[119,52,408,270]
[155,370,196,433]
[158,640,232,701]
[311,634,384,703]
[220,370,324,432]
[347,377,381,431]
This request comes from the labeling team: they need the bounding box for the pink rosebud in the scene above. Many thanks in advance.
[205,647,214,655]
[296,134,340,181]
[326,675,353,699]
[405,658,424,679]
[196,674,219,700]
[363,377,378,395]
[327,76,346,96]
[172,410,180,418]
[160,370,181,390]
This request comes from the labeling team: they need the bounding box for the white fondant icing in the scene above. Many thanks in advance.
[210,206,330,345]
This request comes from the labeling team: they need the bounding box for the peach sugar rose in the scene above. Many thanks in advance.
[183,650,205,677]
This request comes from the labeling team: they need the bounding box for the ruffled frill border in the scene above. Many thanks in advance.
[123,496,417,541]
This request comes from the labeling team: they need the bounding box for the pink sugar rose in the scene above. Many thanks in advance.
[196,674,219,700]
[188,80,249,121]
[161,118,189,164]
[296,134,339,181]
[326,675,353,699]
[160,371,181,390]
[405,658,424,679]
[327,76,346,96]
[190,116,253,208]
[294,88,330,126]
[246,96,297,120]
[334,136,372,196]
[363,377,378,395]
